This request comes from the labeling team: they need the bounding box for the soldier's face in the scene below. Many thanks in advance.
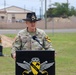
[26,21,36,29]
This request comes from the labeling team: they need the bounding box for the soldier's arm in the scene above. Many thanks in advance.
[42,32,54,51]
[11,34,22,59]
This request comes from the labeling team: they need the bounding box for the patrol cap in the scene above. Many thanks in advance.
[23,12,41,22]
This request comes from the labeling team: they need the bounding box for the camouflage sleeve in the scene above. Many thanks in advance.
[42,32,54,51]
[11,33,22,54]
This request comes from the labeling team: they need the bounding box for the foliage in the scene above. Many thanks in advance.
[45,2,76,17]
[69,6,76,16]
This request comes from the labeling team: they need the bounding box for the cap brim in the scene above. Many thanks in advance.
[22,18,41,22]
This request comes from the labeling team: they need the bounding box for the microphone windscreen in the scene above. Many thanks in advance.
[32,36,37,40]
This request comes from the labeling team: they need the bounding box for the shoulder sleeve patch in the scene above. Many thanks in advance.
[45,36,51,42]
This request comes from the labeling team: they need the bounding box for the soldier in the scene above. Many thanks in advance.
[11,12,54,59]
[0,35,2,46]
[0,35,3,56]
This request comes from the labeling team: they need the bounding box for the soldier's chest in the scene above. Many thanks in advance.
[20,34,43,50]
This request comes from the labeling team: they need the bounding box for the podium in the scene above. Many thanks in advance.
[0,45,3,56]
[16,50,55,75]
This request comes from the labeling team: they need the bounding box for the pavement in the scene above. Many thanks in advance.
[0,29,76,34]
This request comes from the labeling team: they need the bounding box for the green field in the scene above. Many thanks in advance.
[0,33,76,75]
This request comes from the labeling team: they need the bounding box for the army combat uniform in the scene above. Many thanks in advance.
[11,28,54,54]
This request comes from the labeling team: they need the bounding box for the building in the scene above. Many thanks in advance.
[0,6,32,22]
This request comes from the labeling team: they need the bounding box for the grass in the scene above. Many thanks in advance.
[0,47,15,75]
[49,33,76,75]
[4,34,16,39]
[0,33,76,75]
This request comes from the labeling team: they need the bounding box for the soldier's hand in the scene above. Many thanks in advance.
[11,53,16,60]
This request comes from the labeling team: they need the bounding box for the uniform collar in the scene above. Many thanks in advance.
[26,27,38,34]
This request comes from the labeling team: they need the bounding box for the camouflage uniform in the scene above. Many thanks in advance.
[0,35,2,46]
[11,28,54,54]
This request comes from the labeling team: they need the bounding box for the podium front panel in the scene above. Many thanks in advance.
[16,50,55,75]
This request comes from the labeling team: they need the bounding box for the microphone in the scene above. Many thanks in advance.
[32,36,41,45]
[32,36,45,50]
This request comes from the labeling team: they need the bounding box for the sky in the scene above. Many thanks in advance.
[0,0,76,15]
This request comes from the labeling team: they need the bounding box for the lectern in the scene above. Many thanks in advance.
[16,50,55,75]
[0,46,3,56]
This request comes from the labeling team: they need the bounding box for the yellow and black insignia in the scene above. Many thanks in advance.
[17,57,54,75]
[45,36,51,42]
[32,15,36,20]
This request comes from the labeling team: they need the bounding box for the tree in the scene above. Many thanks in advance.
[45,2,76,18]
[69,6,76,16]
